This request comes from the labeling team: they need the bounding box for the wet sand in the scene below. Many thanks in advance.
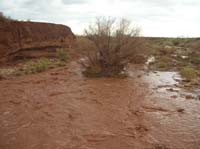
[0,61,200,149]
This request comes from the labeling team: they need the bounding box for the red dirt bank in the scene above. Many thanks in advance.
[0,21,75,63]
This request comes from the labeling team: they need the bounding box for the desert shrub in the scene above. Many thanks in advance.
[83,63,102,77]
[82,17,144,77]
[172,39,180,46]
[170,38,183,46]
[190,57,200,65]
[0,57,68,78]
[180,67,197,80]
[0,68,16,77]
[157,47,174,55]
[154,56,172,69]
[54,60,66,67]
[131,54,146,64]
[157,62,168,69]
[0,12,13,22]
[24,58,51,73]
[76,37,97,55]
[56,48,68,62]
[159,56,171,63]
[188,52,200,66]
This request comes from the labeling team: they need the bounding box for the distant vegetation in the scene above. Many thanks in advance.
[0,12,13,22]
[147,37,200,83]
[180,67,197,81]
[56,48,68,62]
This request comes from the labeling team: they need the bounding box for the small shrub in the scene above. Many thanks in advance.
[155,56,172,70]
[158,47,174,55]
[83,64,102,77]
[55,60,66,67]
[172,38,180,46]
[0,68,16,77]
[190,56,200,65]
[0,12,13,22]
[159,56,171,64]
[131,54,146,64]
[157,62,168,69]
[57,49,68,62]
[24,58,51,73]
[0,56,68,78]
[180,67,197,80]
[76,37,97,55]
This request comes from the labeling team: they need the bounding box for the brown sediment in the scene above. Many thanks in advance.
[0,61,200,149]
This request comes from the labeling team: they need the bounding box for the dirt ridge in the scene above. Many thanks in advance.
[0,21,75,63]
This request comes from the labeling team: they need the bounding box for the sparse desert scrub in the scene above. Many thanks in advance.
[188,52,200,66]
[75,36,97,55]
[157,62,168,69]
[159,56,172,64]
[180,67,197,81]
[0,68,17,78]
[0,11,13,22]
[0,55,69,79]
[157,47,175,55]
[82,17,144,77]
[21,57,68,74]
[23,58,52,74]
[150,55,173,70]
[56,48,68,62]
[172,38,180,46]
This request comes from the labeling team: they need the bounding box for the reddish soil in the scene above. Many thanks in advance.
[0,21,75,64]
[0,61,200,149]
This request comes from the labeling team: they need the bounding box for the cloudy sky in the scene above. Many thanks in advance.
[0,0,200,37]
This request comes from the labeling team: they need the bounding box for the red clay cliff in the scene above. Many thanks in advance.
[0,20,75,63]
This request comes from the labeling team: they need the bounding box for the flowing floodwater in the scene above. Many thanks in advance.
[138,70,200,149]
[0,60,200,149]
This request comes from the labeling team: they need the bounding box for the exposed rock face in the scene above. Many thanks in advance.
[0,21,75,63]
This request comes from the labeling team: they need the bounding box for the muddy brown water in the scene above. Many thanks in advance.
[0,61,200,149]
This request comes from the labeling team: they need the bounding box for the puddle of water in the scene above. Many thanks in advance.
[143,71,200,100]
[144,71,181,87]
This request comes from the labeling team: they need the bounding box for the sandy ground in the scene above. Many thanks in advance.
[0,61,200,149]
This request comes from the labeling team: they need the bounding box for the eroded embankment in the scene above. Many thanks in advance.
[0,21,75,64]
[0,61,200,149]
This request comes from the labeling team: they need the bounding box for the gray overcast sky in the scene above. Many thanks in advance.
[0,0,200,37]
